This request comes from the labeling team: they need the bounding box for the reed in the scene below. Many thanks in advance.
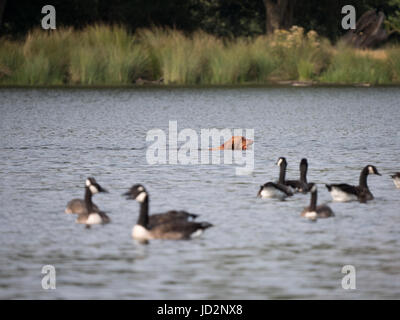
[387,47,400,83]
[0,25,398,86]
[139,28,216,84]
[320,43,394,84]
[69,25,150,84]
[1,28,73,84]
[0,39,24,82]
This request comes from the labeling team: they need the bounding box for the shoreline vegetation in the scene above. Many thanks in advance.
[0,25,400,86]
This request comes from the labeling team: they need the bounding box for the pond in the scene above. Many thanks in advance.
[0,86,399,299]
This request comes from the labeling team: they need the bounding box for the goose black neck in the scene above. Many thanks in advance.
[300,163,308,183]
[310,189,317,211]
[137,196,149,227]
[84,187,94,213]
[278,162,287,184]
[359,166,369,189]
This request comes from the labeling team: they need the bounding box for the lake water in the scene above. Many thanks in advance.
[0,87,399,299]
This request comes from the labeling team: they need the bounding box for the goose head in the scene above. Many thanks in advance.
[123,184,148,203]
[276,157,287,168]
[367,165,381,176]
[85,177,108,194]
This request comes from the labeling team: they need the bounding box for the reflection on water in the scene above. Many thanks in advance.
[0,87,399,299]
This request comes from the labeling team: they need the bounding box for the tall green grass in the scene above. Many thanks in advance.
[320,44,393,84]
[387,47,400,82]
[139,29,214,84]
[0,25,398,85]
[69,25,150,84]
[208,40,251,84]
[139,30,277,84]
[0,40,24,82]
[1,29,72,84]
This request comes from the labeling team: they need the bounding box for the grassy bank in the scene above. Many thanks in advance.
[1,25,400,86]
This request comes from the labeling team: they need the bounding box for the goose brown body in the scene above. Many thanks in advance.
[123,185,212,241]
[301,184,334,220]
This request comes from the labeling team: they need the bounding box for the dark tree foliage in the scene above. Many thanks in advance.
[1,0,399,40]
[1,0,198,36]
[0,0,6,28]
[190,0,265,37]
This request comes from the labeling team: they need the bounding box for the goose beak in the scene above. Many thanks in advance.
[122,190,133,199]
[98,186,109,193]
[376,171,381,176]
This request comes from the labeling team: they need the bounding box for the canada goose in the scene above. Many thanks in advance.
[285,158,312,193]
[123,184,213,241]
[65,178,102,215]
[257,157,294,200]
[301,184,334,220]
[70,177,110,227]
[390,173,400,188]
[325,165,381,202]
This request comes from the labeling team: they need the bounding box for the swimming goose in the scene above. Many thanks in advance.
[325,165,381,202]
[301,184,334,220]
[390,173,400,188]
[65,178,101,215]
[123,185,198,227]
[71,177,110,227]
[123,184,212,241]
[257,157,294,200]
[285,158,312,193]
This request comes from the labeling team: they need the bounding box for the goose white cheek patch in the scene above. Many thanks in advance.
[89,185,99,194]
[368,166,374,174]
[277,158,283,166]
[136,192,147,202]
[86,179,91,187]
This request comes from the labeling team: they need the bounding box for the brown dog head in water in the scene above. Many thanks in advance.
[210,136,253,150]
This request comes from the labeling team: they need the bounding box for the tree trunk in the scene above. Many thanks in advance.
[0,0,6,33]
[263,0,296,34]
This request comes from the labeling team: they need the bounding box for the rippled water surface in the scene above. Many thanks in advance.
[0,87,399,299]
